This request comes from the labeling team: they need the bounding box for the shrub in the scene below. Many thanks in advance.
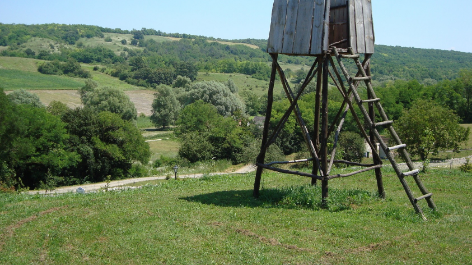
[338,131,366,163]
[460,159,472,173]
[7,89,44,108]
[128,163,149,178]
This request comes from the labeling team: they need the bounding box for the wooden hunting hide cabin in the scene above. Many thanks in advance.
[267,0,375,56]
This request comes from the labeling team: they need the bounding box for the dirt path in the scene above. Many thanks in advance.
[27,164,257,195]
[26,154,470,196]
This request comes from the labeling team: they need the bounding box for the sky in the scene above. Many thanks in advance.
[1,0,471,53]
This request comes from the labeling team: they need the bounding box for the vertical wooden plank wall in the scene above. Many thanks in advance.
[354,0,366,54]
[282,0,300,54]
[348,0,358,52]
[267,0,288,54]
[266,0,374,55]
[362,0,375,53]
[322,0,331,51]
[294,0,316,54]
[310,0,327,54]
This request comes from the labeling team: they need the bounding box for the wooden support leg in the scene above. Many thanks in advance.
[313,56,323,186]
[254,54,278,198]
[321,56,329,206]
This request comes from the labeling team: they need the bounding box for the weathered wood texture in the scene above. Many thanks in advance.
[267,0,374,55]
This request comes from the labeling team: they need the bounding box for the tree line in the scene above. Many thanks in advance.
[3,24,472,86]
[0,84,149,191]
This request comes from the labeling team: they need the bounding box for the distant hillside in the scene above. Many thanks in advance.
[1,23,472,85]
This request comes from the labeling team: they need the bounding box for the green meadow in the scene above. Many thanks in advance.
[0,168,470,264]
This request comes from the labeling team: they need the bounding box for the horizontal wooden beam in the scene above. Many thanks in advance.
[327,165,383,180]
[256,163,324,180]
[333,160,378,167]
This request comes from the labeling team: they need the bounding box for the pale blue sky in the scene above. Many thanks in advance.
[1,0,471,53]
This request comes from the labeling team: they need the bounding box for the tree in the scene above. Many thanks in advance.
[241,91,264,116]
[62,108,150,182]
[24,48,35,57]
[172,75,192,88]
[396,99,470,161]
[81,86,137,121]
[150,86,181,128]
[459,69,472,122]
[176,101,251,163]
[0,89,18,164]
[7,89,44,108]
[174,62,198,81]
[180,81,245,116]
[175,100,221,135]
[338,132,366,163]
[47,100,70,117]
[7,105,79,189]
[133,30,144,40]
[226,79,238,93]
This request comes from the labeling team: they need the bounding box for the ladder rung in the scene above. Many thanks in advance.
[414,193,433,203]
[352,76,371,81]
[402,169,420,177]
[388,144,407,151]
[340,54,360,59]
[374,121,394,127]
[361,98,381,104]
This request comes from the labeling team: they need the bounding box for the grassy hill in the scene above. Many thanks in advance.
[0,168,470,263]
[0,56,139,91]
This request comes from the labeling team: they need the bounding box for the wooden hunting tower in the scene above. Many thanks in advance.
[254,0,436,219]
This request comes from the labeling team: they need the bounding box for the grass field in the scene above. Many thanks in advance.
[0,168,470,264]
[148,136,180,162]
[461,124,472,149]
[0,69,85,90]
[0,56,140,91]
[197,72,283,97]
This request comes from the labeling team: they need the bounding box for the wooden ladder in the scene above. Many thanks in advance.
[331,47,437,220]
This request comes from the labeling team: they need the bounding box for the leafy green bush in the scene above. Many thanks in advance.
[460,159,472,173]
[38,59,91,78]
[128,163,149,178]
[7,89,44,108]
[153,155,180,168]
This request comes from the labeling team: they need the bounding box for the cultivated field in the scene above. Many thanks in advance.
[0,168,470,264]
[3,89,156,116]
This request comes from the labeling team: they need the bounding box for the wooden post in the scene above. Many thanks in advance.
[312,55,323,186]
[366,60,385,199]
[254,54,278,198]
[321,55,329,206]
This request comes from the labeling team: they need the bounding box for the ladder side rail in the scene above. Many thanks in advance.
[332,48,427,216]
[347,50,436,211]
[328,55,382,162]
[326,55,369,140]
